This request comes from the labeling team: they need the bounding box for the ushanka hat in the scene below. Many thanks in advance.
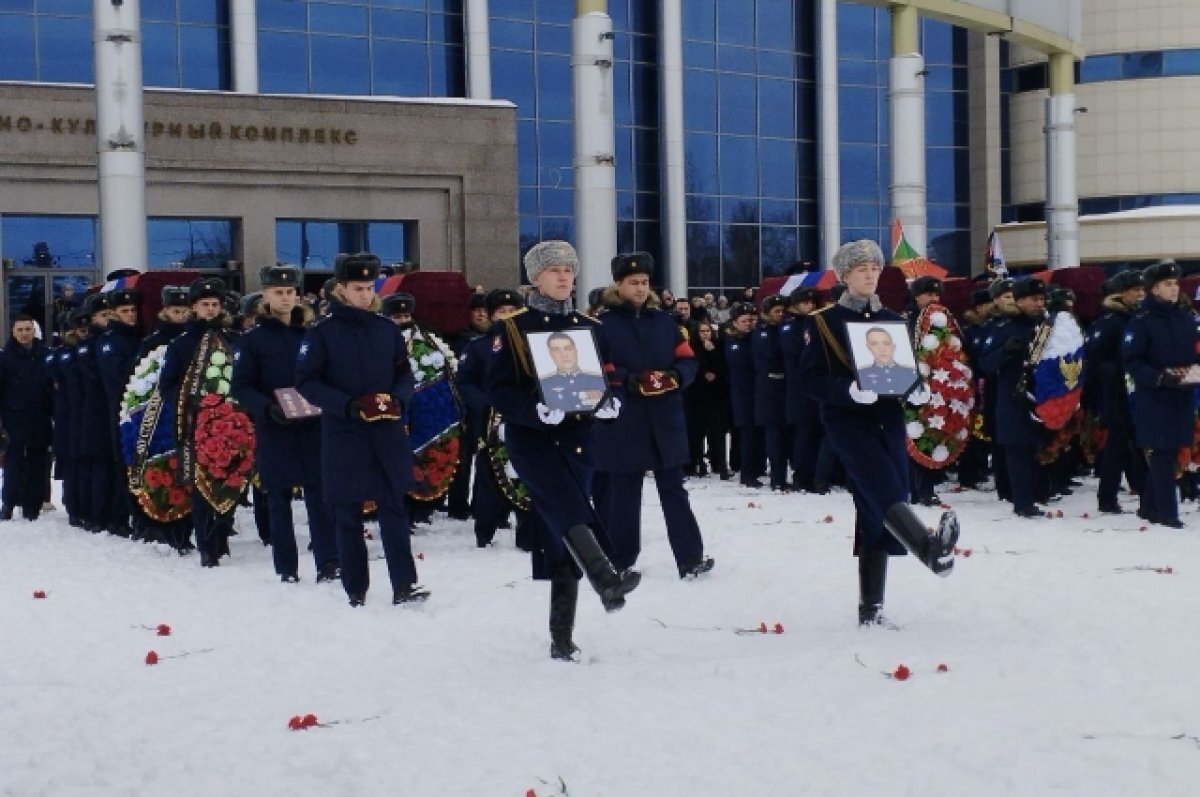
[611,251,655,281]
[485,288,524,315]
[188,276,226,304]
[334,253,381,283]
[260,264,302,288]
[1142,259,1181,289]
[381,292,416,317]
[523,241,579,282]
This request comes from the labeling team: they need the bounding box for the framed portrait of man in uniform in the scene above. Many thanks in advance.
[526,327,609,414]
[845,320,922,397]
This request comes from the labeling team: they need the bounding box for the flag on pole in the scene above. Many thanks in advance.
[890,219,947,280]
[985,230,1009,278]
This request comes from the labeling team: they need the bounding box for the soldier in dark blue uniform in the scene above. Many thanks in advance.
[233,265,339,584]
[297,254,429,606]
[59,309,93,528]
[780,287,820,492]
[0,315,53,521]
[725,303,764,487]
[1085,270,1145,513]
[158,277,240,566]
[446,293,491,520]
[592,252,714,578]
[95,288,143,538]
[457,288,525,547]
[753,295,791,490]
[1122,261,1198,528]
[956,288,994,490]
[978,278,1047,518]
[484,240,638,661]
[75,292,119,534]
[980,278,1016,500]
[45,314,78,524]
[799,240,958,626]
[139,286,192,358]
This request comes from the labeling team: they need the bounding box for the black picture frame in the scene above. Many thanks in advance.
[845,320,922,397]
[524,326,609,414]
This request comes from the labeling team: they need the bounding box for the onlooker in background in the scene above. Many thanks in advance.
[710,295,731,325]
[0,315,53,521]
[687,320,731,479]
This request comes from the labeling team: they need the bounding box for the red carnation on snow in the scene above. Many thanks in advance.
[33,590,47,599]
[156,624,172,636]
[145,651,159,666]
[892,664,911,681]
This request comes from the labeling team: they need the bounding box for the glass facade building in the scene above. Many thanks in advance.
[0,0,975,289]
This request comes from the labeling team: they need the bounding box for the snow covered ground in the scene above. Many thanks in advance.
[3,476,1200,796]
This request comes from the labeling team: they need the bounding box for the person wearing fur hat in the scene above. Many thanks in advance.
[445,292,493,521]
[296,254,428,606]
[73,292,119,534]
[752,295,791,491]
[232,265,339,584]
[956,288,996,491]
[1120,261,1198,528]
[979,277,1048,518]
[157,276,245,566]
[1085,270,1146,514]
[592,252,714,580]
[94,288,143,537]
[724,301,764,486]
[781,287,821,492]
[799,239,958,627]
[484,240,638,661]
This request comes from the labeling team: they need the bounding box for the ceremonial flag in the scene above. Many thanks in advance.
[985,230,1009,278]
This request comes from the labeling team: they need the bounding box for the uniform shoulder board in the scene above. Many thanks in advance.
[810,305,834,316]
[310,314,332,328]
[575,311,602,324]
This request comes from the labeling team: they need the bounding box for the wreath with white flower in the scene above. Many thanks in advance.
[403,325,464,501]
[904,304,976,470]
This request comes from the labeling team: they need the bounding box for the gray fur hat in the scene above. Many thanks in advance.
[831,239,885,278]
[524,240,579,282]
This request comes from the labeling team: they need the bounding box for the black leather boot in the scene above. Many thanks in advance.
[549,563,580,661]
[883,503,958,576]
[562,525,641,612]
[857,549,888,626]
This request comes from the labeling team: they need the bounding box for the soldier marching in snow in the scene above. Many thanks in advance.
[799,240,959,626]
[484,240,637,661]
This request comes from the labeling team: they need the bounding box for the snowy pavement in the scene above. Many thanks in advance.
[3,477,1199,796]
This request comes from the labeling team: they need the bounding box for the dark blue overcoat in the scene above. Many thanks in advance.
[95,321,143,420]
[977,312,1041,447]
[0,338,52,447]
[1121,296,1200,449]
[752,320,786,426]
[780,314,817,426]
[231,309,323,492]
[724,332,756,428]
[456,332,492,437]
[593,301,697,473]
[1084,300,1134,427]
[295,302,415,503]
[73,326,113,461]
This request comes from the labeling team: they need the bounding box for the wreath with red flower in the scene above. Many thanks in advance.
[1038,407,1084,465]
[904,304,976,470]
[137,454,191,522]
[193,392,256,514]
[1176,413,1200,476]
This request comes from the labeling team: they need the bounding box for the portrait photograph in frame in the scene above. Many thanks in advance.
[845,320,922,397]
[525,327,609,414]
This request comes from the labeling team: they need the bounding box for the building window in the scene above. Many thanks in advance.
[147,218,237,269]
[275,220,411,271]
[257,0,465,97]
[1,214,97,269]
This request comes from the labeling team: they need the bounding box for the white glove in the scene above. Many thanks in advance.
[496,422,506,443]
[906,384,932,406]
[594,396,621,420]
[848,383,878,405]
[536,403,565,425]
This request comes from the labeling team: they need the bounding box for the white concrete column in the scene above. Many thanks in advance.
[888,4,926,257]
[1045,52,1079,269]
[465,0,493,99]
[93,0,147,271]
[658,0,686,294]
[571,2,617,302]
[230,0,259,93]
[817,0,841,268]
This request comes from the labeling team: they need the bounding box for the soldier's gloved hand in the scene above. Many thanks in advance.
[536,403,565,425]
[496,422,506,442]
[1159,369,1185,388]
[848,383,878,404]
[906,384,932,406]
[269,404,295,425]
[0,426,8,455]
[1001,338,1026,358]
[594,396,622,420]
[346,398,366,420]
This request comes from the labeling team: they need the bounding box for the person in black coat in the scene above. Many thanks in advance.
[592,253,714,579]
[780,287,820,492]
[44,317,77,523]
[139,287,192,358]
[1121,261,1199,528]
[1084,271,1145,513]
[59,309,93,528]
[799,240,958,626]
[457,288,525,547]
[978,278,1048,517]
[95,289,143,537]
[233,265,339,584]
[484,240,638,661]
[725,303,764,487]
[956,289,994,490]
[296,254,428,607]
[0,315,53,520]
[688,319,731,478]
[753,295,791,491]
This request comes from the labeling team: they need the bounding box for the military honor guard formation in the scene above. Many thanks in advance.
[2,239,1198,661]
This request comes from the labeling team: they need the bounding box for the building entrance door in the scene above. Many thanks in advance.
[2,271,94,342]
